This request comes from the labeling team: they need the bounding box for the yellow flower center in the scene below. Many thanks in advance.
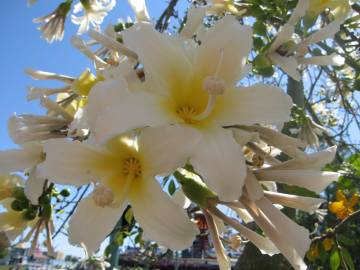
[176,105,199,124]
[122,157,142,178]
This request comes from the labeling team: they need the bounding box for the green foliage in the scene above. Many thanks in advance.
[330,248,340,270]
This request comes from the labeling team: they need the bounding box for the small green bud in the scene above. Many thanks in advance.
[60,189,70,197]
[11,200,24,212]
[174,170,218,209]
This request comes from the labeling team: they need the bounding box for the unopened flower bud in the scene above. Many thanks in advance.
[202,76,225,95]
[229,235,242,250]
[174,170,218,209]
[92,186,114,207]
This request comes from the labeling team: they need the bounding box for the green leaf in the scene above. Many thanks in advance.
[114,232,124,246]
[124,208,133,224]
[303,13,318,30]
[338,234,355,246]
[253,37,264,51]
[341,248,355,270]
[330,249,341,270]
[168,180,176,195]
[253,21,267,36]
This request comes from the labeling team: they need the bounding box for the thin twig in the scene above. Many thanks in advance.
[52,184,90,239]
[311,209,360,242]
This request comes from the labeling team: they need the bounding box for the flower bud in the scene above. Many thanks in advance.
[174,170,218,209]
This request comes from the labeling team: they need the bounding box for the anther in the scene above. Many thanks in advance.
[92,186,114,207]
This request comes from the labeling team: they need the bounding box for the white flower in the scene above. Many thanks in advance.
[39,125,201,253]
[89,15,293,201]
[33,1,72,43]
[266,0,345,80]
[71,0,116,35]
[8,114,70,145]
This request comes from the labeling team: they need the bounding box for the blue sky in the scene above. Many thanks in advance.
[0,0,188,259]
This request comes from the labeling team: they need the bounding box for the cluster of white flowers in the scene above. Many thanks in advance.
[1,0,348,269]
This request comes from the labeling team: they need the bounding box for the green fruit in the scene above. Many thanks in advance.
[11,200,24,212]
[60,189,71,197]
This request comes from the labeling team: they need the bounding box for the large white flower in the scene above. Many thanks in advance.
[39,125,200,253]
[89,15,293,201]
[71,0,116,35]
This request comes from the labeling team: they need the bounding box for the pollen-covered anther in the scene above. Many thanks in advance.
[123,157,142,178]
[202,75,225,95]
[92,186,114,207]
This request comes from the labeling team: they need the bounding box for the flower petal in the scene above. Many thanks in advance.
[192,15,252,87]
[238,125,305,158]
[24,168,46,205]
[255,169,339,193]
[288,0,309,25]
[297,53,345,66]
[180,6,206,39]
[190,127,246,201]
[139,125,201,178]
[172,188,191,209]
[242,197,308,270]
[129,178,198,250]
[216,84,292,126]
[123,22,191,95]
[264,191,325,213]
[269,24,295,51]
[94,92,175,145]
[204,211,231,270]
[0,143,43,173]
[263,146,337,170]
[68,196,125,254]
[244,170,264,202]
[269,53,301,81]
[128,0,150,22]
[39,139,105,186]
[86,76,129,130]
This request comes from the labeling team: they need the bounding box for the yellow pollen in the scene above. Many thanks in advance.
[123,157,142,178]
[176,105,198,124]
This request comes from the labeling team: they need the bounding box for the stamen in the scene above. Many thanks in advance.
[40,96,74,121]
[196,48,226,121]
[122,157,142,178]
[92,185,115,207]
[193,95,217,121]
[176,105,198,124]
